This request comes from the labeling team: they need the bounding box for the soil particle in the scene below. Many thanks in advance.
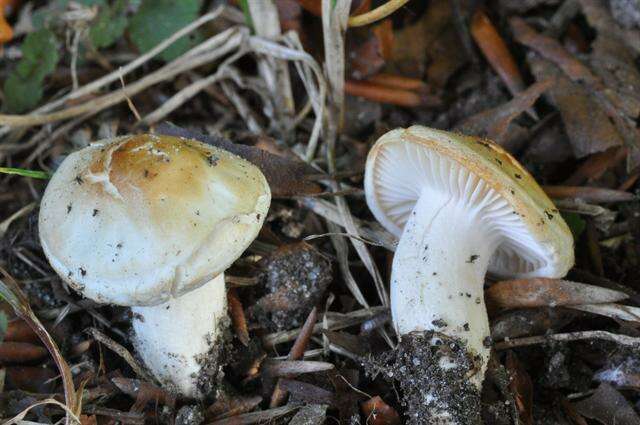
[250,242,332,331]
[174,405,204,425]
[364,331,482,424]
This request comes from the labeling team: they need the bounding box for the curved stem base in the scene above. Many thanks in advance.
[131,274,228,398]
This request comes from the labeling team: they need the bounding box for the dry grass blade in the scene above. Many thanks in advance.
[570,303,640,323]
[0,267,77,425]
[344,79,440,107]
[3,398,81,425]
[0,27,245,127]
[0,7,227,134]
[486,278,628,312]
[0,203,36,239]
[247,0,295,126]
[87,328,152,382]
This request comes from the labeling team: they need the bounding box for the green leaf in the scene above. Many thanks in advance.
[3,29,59,113]
[3,75,45,113]
[0,312,7,343]
[89,0,129,49]
[129,0,202,62]
[562,212,587,239]
[0,167,51,179]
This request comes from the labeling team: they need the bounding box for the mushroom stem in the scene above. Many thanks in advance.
[131,273,227,398]
[391,186,499,421]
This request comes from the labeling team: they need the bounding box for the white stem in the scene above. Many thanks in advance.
[131,273,227,398]
[392,187,498,386]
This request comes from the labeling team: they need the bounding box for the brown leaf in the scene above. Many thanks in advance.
[528,55,623,157]
[388,0,452,78]
[510,17,600,86]
[505,352,533,425]
[155,124,321,198]
[486,278,628,312]
[471,10,526,97]
[573,383,640,425]
[455,80,550,146]
[361,396,401,425]
[491,308,578,340]
[577,0,640,54]
[565,147,628,185]
[0,341,48,363]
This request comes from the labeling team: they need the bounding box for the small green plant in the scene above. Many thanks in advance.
[3,29,59,113]
[129,0,202,62]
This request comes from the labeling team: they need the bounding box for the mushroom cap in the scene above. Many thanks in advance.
[364,126,574,279]
[39,134,271,306]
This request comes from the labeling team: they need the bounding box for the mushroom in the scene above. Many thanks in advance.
[39,134,270,398]
[364,126,573,422]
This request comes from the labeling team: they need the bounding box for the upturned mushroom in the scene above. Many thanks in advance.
[364,126,573,423]
[39,134,270,398]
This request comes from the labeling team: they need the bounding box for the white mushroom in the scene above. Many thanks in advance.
[39,134,270,398]
[364,126,574,422]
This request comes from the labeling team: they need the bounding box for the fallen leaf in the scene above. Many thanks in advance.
[573,383,640,425]
[387,0,451,78]
[527,54,623,157]
[491,308,578,340]
[511,17,600,86]
[155,123,321,197]
[486,278,628,312]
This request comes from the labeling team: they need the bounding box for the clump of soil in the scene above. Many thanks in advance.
[250,242,332,331]
[195,315,232,398]
[364,331,482,425]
